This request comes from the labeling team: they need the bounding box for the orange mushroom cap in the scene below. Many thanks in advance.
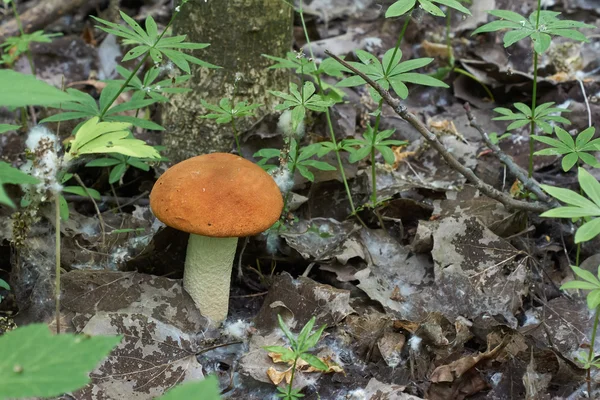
[150,153,283,237]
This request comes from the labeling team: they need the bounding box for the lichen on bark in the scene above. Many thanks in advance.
[160,0,293,162]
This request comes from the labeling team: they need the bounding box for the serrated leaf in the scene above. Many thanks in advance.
[0,324,121,399]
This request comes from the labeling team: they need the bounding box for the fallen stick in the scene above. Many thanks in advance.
[0,0,87,40]
[463,103,558,207]
[324,49,551,214]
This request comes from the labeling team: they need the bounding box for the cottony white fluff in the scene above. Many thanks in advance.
[408,335,422,352]
[271,165,294,193]
[24,125,62,194]
[278,109,305,139]
[265,231,280,255]
[223,319,252,340]
[347,389,366,400]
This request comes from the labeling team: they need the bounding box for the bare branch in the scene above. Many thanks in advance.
[463,103,558,207]
[324,50,550,213]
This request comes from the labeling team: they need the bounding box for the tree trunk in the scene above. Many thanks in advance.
[160,0,293,162]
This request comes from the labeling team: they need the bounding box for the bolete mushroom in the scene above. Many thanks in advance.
[150,153,283,323]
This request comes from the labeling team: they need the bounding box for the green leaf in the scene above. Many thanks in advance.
[576,218,600,243]
[561,152,578,172]
[588,289,600,309]
[300,353,329,371]
[0,162,40,208]
[0,324,121,399]
[487,9,528,23]
[277,315,296,346]
[63,186,102,200]
[0,278,9,291]
[419,0,445,16]
[433,0,471,15]
[303,324,327,350]
[570,265,600,286]
[67,117,161,161]
[0,124,19,134]
[156,376,221,400]
[59,195,69,220]
[385,0,417,17]
[300,159,336,171]
[85,157,122,167]
[579,167,600,207]
[540,184,598,210]
[109,163,128,184]
[560,280,599,291]
[377,145,397,165]
[0,70,73,107]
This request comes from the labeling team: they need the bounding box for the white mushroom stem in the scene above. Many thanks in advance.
[183,234,237,324]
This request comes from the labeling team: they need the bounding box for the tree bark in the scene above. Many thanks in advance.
[160,0,293,162]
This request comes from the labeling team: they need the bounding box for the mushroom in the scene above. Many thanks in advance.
[150,153,283,323]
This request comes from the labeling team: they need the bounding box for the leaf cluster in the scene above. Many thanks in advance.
[91,12,217,74]
[541,168,600,243]
[472,10,593,53]
[386,0,471,18]
[270,82,333,132]
[333,48,448,102]
[561,265,600,310]
[85,149,166,185]
[534,126,599,171]
[0,31,61,65]
[493,102,570,134]
[41,84,164,131]
[264,315,328,399]
[110,65,192,103]
[200,98,262,124]
[65,117,161,162]
[341,125,407,165]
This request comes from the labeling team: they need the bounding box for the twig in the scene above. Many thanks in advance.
[195,341,243,356]
[0,0,97,40]
[577,77,592,128]
[73,174,106,245]
[325,50,550,214]
[62,193,150,206]
[463,103,558,207]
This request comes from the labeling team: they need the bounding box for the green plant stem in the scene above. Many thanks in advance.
[446,9,453,61]
[385,9,413,76]
[10,0,36,75]
[371,99,384,206]
[528,0,543,178]
[369,10,412,208]
[98,7,181,120]
[453,67,495,102]
[54,193,61,333]
[286,357,299,399]
[587,306,600,396]
[298,5,362,224]
[231,118,242,156]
